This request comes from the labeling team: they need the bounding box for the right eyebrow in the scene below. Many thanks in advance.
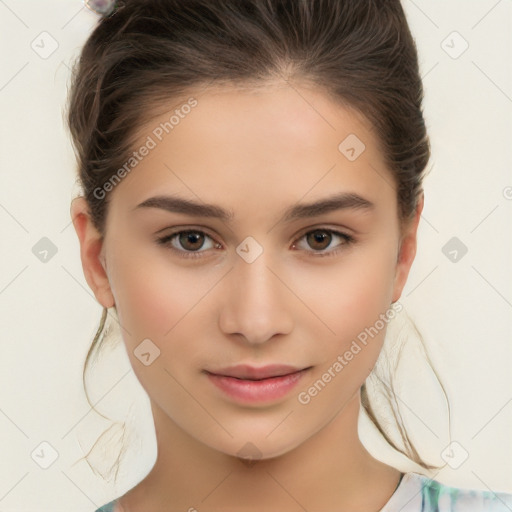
[133,195,235,222]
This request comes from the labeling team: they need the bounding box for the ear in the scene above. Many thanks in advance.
[391,193,424,303]
[70,197,115,309]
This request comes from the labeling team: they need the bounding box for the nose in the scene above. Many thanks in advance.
[218,250,294,345]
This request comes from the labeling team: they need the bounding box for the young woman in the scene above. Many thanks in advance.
[68,1,512,510]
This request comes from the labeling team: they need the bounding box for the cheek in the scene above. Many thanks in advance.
[298,247,397,340]
[106,247,210,404]
[107,244,213,343]
[292,242,399,403]
[293,257,398,412]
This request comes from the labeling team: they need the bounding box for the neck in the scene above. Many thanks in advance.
[121,392,402,511]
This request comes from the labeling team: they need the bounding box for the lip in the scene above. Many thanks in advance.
[204,364,311,404]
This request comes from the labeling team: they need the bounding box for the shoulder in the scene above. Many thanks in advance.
[382,472,512,512]
[94,500,118,512]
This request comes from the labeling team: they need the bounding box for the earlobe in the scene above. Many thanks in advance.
[70,197,115,309]
[391,194,424,303]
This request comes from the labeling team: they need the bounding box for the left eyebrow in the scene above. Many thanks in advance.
[132,192,374,224]
[280,192,374,223]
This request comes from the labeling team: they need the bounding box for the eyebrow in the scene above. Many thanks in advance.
[133,192,374,223]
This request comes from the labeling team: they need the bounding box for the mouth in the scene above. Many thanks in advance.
[204,364,312,404]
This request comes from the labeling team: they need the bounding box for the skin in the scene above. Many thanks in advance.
[71,81,423,512]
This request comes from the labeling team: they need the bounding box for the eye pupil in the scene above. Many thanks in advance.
[179,232,204,251]
[307,230,331,250]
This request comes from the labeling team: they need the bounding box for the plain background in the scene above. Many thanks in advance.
[0,1,511,510]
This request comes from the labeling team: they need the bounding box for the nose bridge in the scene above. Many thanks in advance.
[218,245,293,344]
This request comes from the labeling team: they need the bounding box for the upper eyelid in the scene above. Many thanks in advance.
[293,224,353,238]
[157,222,354,237]
[158,226,352,250]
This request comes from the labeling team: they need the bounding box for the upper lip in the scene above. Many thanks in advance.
[206,364,308,380]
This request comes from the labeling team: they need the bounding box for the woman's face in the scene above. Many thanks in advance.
[78,83,421,460]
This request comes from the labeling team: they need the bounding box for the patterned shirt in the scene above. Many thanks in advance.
[95,471,512,511]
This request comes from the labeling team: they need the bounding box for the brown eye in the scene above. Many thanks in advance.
[306,230,332,251]
[156,229,220,259]
[292,228,354,258]
[178,231,205,251]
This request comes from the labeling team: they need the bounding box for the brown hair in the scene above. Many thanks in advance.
[66,0,440,474]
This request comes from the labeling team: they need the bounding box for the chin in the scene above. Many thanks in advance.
[208,430,306,464]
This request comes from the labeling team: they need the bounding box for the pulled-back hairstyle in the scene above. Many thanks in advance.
[66,0,438,474]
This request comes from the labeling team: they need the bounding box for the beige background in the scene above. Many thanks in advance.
[0,1,511,510]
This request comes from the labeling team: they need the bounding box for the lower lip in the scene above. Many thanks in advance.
[206,369,310,404]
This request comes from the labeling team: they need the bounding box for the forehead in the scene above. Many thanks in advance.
[109,82,396,215]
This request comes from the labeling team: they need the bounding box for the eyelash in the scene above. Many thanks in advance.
[155,227,355,260]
